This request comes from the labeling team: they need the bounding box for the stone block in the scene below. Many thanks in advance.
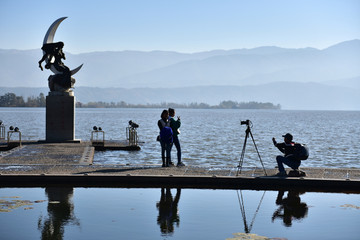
[46,93,78,142]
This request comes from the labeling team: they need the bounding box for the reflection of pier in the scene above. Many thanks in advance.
[0,142,359,192]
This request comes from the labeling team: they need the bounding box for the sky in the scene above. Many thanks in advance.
[0,0,359,53]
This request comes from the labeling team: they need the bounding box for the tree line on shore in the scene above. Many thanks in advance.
[0,92,46,107]
[0,92,281,109]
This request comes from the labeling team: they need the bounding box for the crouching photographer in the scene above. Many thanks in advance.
[272,133,309,177]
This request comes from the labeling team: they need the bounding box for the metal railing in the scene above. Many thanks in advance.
[0,122,5,140]
[126,127,138,146]
[7,127,22,147]
[91,127,105,147]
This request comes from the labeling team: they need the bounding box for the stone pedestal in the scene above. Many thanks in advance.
[46,91,79,142]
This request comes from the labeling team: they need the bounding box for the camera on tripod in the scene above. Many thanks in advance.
[241,120,250,126]
[237,119,267,176]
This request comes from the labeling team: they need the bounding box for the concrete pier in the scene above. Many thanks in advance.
[0,142,359,192]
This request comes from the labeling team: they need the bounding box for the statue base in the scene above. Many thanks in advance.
[46,92,80,142]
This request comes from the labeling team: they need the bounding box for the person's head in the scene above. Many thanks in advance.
[282,133,293,143]
[161,110,169,120]
[168,108,175,117]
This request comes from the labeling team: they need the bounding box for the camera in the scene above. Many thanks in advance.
[129,120,139,128]
[241,120,250,125]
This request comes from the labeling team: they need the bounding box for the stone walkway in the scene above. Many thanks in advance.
[0,142,359,191]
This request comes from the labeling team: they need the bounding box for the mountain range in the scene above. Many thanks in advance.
[0,39,359,110]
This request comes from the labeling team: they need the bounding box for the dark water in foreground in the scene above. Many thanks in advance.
[0,188,359,240]
[1,108,359,168]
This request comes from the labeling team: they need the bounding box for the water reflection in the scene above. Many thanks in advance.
[156,188,181,235]
[1,187,357,240]
[272,190,308,227]
[237,190,266,233]
[38,188,80,240]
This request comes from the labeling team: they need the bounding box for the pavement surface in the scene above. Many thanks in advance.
[0,142,359,192]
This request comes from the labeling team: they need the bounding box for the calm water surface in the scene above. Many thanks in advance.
[0,188,359,240]
[1,107,359,168]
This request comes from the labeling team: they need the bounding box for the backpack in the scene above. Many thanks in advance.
[295,143,309,160]
[160,126,173,144]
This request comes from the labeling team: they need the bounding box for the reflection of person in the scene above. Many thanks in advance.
[272,133,301,176]
[272,190,308,227]
[156,188,181,234]
[158,110,173,167]
[168,108,185,167]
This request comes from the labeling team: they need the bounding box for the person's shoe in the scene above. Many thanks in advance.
[169,161,175,166]
[162,163,166,167]
[275,171,287,177]
[177,162,185,167]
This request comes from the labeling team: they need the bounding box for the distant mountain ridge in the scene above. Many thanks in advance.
[0,39,359,88]
[0,40,359,110]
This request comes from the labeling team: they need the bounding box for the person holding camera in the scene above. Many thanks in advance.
[168,108,185,167]
[272,133,301,177]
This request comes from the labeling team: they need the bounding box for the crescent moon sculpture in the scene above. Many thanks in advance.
[39,17,83,92]
[42,17,83,75]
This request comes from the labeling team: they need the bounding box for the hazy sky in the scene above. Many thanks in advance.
[0,0,359,53]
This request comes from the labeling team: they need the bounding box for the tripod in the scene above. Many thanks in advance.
[236,120,267,176]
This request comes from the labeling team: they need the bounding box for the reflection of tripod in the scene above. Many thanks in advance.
[237,190,266,233]
[236,120,267,176]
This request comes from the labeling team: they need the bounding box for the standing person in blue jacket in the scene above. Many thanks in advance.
[168,108,185,167]
[158,110,173,167]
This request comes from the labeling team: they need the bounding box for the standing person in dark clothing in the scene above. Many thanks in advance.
[158,110,173,167]
[272,133,301,176]
[168,108,185,167]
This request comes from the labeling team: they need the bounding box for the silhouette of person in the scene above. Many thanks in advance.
[273,133,301,176]
[39,42,73,91]
[272,190,308,227]
[156,188,181,234]
[158,110,173,167]
[39,42,66,71]
[168,108,185,167]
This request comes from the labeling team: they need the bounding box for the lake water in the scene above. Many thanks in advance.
[0,187,359,240]
[1,108,360,239]
[0,107,359,168]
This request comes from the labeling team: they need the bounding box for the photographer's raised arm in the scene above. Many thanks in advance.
[273,138,285,154]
